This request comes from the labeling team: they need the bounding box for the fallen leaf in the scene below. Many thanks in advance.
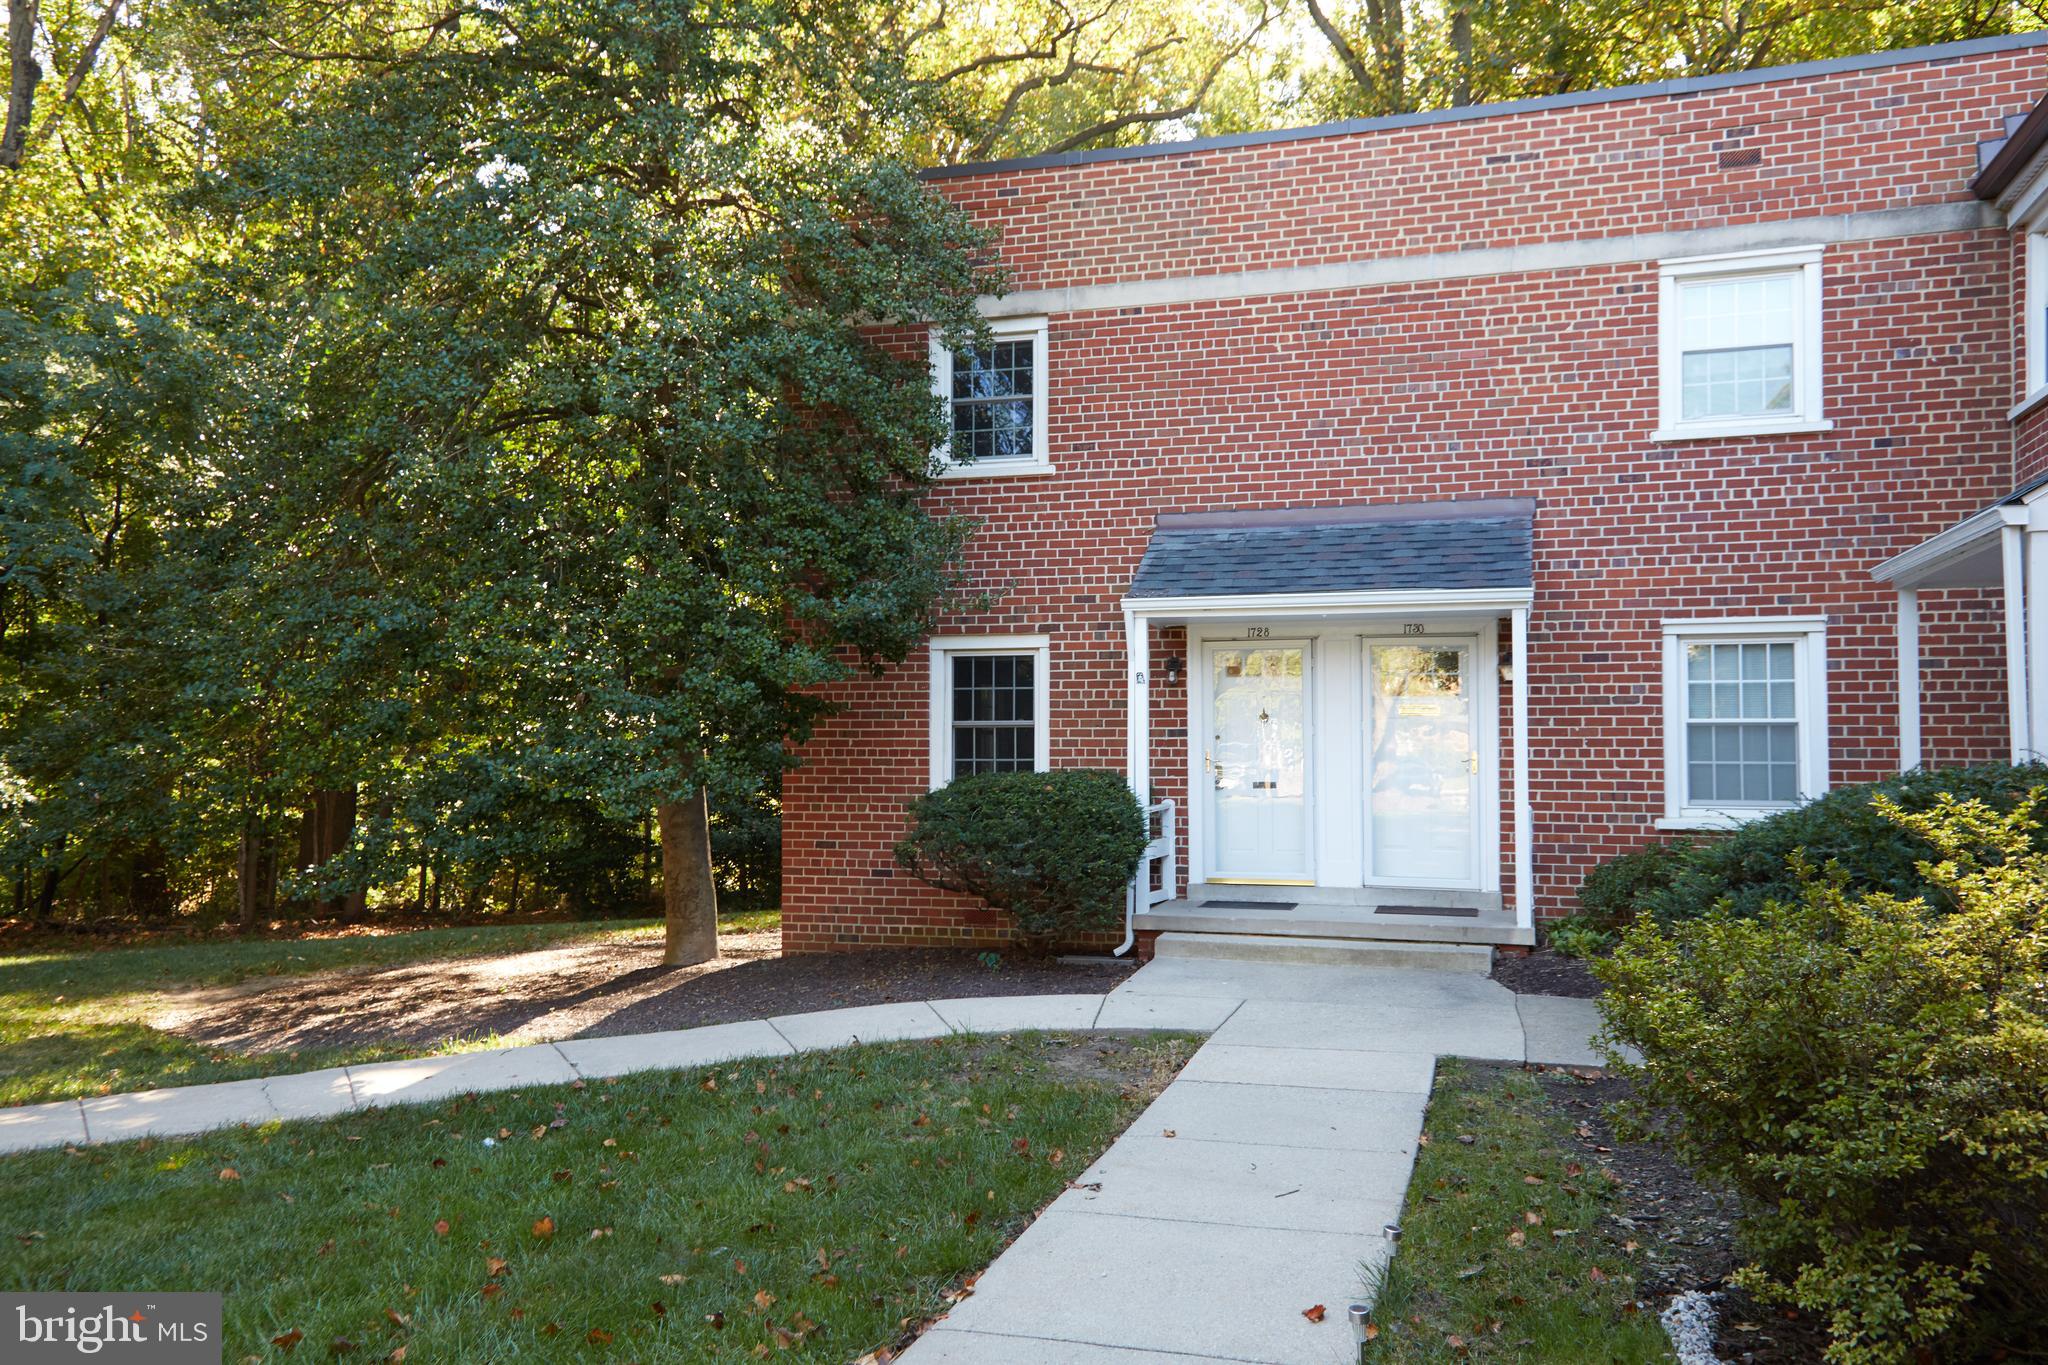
[531,1217,555,1241]
[1302,1305,1326,1323]
[753,1289,776,1312]
[1363,1323,1379,1341]
[218,1168,241,1182]
[485,1258,508,1278]
[658,1274,687,1286]
[329,1337,357,1355]
[384,1349,406,1364]
[271,1329,303,1353]
[1506,1229,1526,1247]
[1522,1174,1544,1185]
[1588,1266,1607,1283]
[1525,1210,1544,1226]
[1162,1129,1176,1139]
[705,1313,726,1330]
[433,1220,450,1238]
[588,1227,612,1240]
[383,1309,408,1328]
[586,1328,612,1345]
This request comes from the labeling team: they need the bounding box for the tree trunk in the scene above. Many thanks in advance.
[237,815,275,931]
[1,0,41,171]
[297,787,363,917]
[657,787,719,966]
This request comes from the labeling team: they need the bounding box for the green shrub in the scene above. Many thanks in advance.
[894,769,1145,945]
[1575,837,1695,928]
[1642,762,2048,924]
[1543,914,1614,959]
[1596,795,2048,1364]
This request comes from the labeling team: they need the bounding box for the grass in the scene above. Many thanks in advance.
[0,1030,1194,1361]
[0,916,697,1107]
[1362,1059,1674,1363]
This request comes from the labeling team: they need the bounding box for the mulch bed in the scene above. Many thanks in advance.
[148,923,1135,1056]
[1534,1065,1836,1363]
[1489,947,1601,997]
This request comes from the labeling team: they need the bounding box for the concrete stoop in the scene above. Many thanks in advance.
[1151,930,1494,973]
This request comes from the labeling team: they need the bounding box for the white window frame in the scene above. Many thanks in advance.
[1658,617,1829,829]
[1653,246,1831,442]
[927,635,1052,788]
[929,315,1053,479]
[2022,231,2048,415]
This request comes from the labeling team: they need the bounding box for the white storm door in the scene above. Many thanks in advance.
[1366,640,1479,885]
[1206,643,1311,882]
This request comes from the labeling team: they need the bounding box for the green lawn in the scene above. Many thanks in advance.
[0,917,678,1108]
[1362,1060,1674,1363]
[0,1031,1193,1361]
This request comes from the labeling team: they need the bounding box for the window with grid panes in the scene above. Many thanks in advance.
[949,653,1036,778]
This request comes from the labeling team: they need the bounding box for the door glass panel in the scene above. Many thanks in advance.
[1369,643,1474,883]
[1209,646,1308,880]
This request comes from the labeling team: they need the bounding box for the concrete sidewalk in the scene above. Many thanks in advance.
[902,959,1615,1365]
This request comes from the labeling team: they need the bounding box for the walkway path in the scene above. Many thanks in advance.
[0,952,1613,1365]
[901,957,1613,1365]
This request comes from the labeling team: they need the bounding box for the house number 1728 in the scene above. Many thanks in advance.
[1245,626,1271,639]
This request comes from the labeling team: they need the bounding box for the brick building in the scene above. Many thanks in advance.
[783,33,2048,954]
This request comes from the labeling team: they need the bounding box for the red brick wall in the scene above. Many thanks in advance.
[781,45,2039,952]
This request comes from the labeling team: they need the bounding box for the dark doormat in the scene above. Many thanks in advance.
[1375,904,1480,918]
[1200,899,1297,911]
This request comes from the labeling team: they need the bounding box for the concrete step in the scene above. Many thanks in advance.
[1152,932,1494,973]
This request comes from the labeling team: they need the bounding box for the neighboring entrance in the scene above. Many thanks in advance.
[1206,643,1311,882]
[1365,639,1479,885]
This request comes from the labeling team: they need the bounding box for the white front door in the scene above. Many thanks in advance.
[1366,639,1479,885]
[1206,643,1311,882]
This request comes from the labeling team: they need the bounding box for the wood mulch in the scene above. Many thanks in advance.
[146,923,1135,1056]
[1535,1066,1836,1363]
[1489,947,1601,998]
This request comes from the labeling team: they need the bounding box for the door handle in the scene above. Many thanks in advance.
[1468,752,1479,775]
[1251,780,1275,789]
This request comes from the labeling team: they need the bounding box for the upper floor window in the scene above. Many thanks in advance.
[1659,617,1828,828]
[1655,247,1829,442]
[929,316,1051,478]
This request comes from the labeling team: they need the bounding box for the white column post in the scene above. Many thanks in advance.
[2003,520,2029,763]
[1510,605,1533,936]
[1124,607,1150,803]
[2029,514,2048,759]
[1896,588,1920,773]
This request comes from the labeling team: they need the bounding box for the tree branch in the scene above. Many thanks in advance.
[1303,0,1376,103]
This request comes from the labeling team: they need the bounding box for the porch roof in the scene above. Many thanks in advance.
[1871,471,2048,590]
[1125,498,1534,602]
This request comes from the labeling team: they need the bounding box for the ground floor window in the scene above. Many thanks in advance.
[926,635,1051,786]
[1660,617,1828,827]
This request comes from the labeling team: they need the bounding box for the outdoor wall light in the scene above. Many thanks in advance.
[1163,655,1186,684]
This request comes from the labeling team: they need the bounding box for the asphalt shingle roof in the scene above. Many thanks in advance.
[1125,501,1534,600]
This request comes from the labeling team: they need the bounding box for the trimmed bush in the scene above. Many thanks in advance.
[1597,795,2048,1363]
[895,769,1146,945]
[1639,762,2048,924]
[1574,837,1694,929]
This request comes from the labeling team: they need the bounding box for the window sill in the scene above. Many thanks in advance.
[2009,387,2048,424]
[1655,809,1793,832]
[934,461,1056,481]
[1650,418,1834,444]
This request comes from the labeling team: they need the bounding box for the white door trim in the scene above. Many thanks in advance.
[1192,636,1317,885]
[1358,626,1500,893]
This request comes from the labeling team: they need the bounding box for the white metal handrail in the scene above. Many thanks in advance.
[1117,798,1177,955]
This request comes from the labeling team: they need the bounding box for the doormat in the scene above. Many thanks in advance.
[1200,899,1296,911]
[1375,905,1480,918]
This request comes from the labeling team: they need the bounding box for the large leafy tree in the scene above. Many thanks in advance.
[190,0,995,961]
